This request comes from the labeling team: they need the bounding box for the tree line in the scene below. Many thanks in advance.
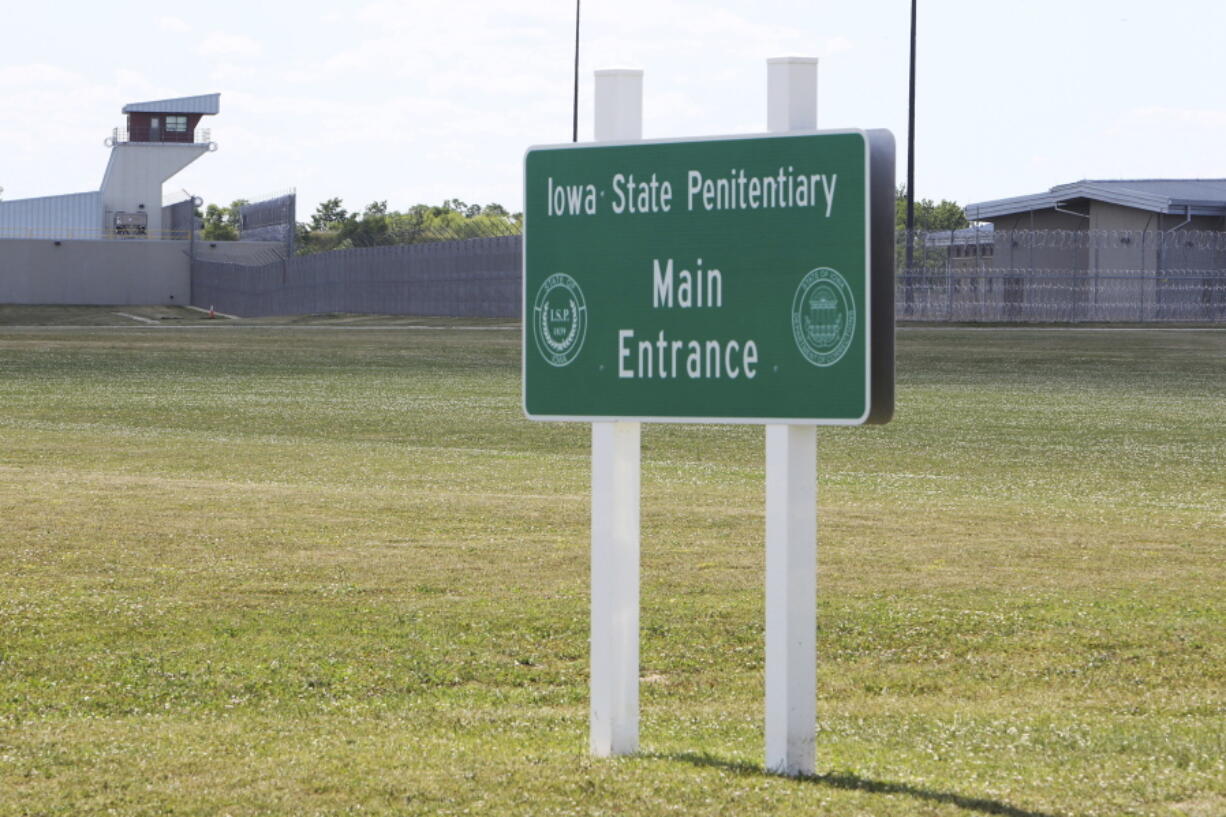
[200,188,966,249]
[200,198,523,253]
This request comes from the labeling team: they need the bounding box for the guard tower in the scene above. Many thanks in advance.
[100,93,219,237]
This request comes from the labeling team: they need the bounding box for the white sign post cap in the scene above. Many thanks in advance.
[594,69,643,142]
[767,56,818,134]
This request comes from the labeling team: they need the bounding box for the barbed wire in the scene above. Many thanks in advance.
[898,267,1226,279]
[901,227,1226,251]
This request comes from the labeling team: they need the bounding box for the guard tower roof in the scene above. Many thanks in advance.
[122,94,221,115]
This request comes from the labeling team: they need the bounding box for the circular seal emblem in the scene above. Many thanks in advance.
[532,273,588,367]
[791,267,856,367]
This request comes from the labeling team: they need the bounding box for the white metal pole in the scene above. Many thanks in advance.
[765,55,819,778]
[590,67,643,758]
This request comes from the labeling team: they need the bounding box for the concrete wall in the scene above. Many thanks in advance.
[100,143,209,237]
[0,239,192,304]
[0,238,285,305]
[194,240,286,262]
[1087,202,1159,272]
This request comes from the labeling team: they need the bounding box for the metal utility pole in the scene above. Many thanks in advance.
[573,1,581,142]
[905,0,917,275]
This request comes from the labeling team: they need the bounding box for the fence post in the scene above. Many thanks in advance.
[947,228,954,320]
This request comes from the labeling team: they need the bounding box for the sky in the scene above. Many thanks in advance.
[2,0,1225,218]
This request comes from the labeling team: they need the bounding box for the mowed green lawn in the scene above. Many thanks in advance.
[0,319,1222,817]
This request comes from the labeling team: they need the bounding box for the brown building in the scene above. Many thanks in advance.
[118,94,219,144]
[965,179,1226,276]
[892,180,1226,321]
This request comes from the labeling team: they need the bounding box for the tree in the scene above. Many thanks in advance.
[441,198,485,218]
[201,199,248,241]
[309,198,348,231]
[294,197,523,254]
[895,186,968,233]
[336,200,392,248]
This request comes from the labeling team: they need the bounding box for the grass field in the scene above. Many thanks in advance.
[0,313,1223,816]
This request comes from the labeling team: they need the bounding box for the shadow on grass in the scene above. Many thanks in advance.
[655,751,1063,817]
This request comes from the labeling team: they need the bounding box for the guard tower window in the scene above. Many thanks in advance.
[166,115,188,132]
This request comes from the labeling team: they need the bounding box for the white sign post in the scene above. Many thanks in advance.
[571,58,873,777]
[589,68,644,758]
[764,56,820,778]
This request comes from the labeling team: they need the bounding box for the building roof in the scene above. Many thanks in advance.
[965,179,1226,221]
[122,94,221,115]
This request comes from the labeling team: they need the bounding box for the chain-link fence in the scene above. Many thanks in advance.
[897,228,1226,322]
[192,229,1226,322]
[238,191,296,255]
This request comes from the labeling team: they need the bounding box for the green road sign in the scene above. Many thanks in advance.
[523,130,894,424]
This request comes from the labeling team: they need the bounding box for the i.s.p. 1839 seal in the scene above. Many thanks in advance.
[791,267,856,367]
[533,272,588,367]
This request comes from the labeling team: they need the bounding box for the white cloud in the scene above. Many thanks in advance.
[198,32,263,59]
[1130,106,1226,129]
[113,68,159,98]
[9,0,1226,216]
[822,36,854,58]
[0,63,83,87]
[0,70,121,196]
[198,0,849,210]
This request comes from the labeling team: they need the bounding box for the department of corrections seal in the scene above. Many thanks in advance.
[791,267,856,367]
[532,273,588,367]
